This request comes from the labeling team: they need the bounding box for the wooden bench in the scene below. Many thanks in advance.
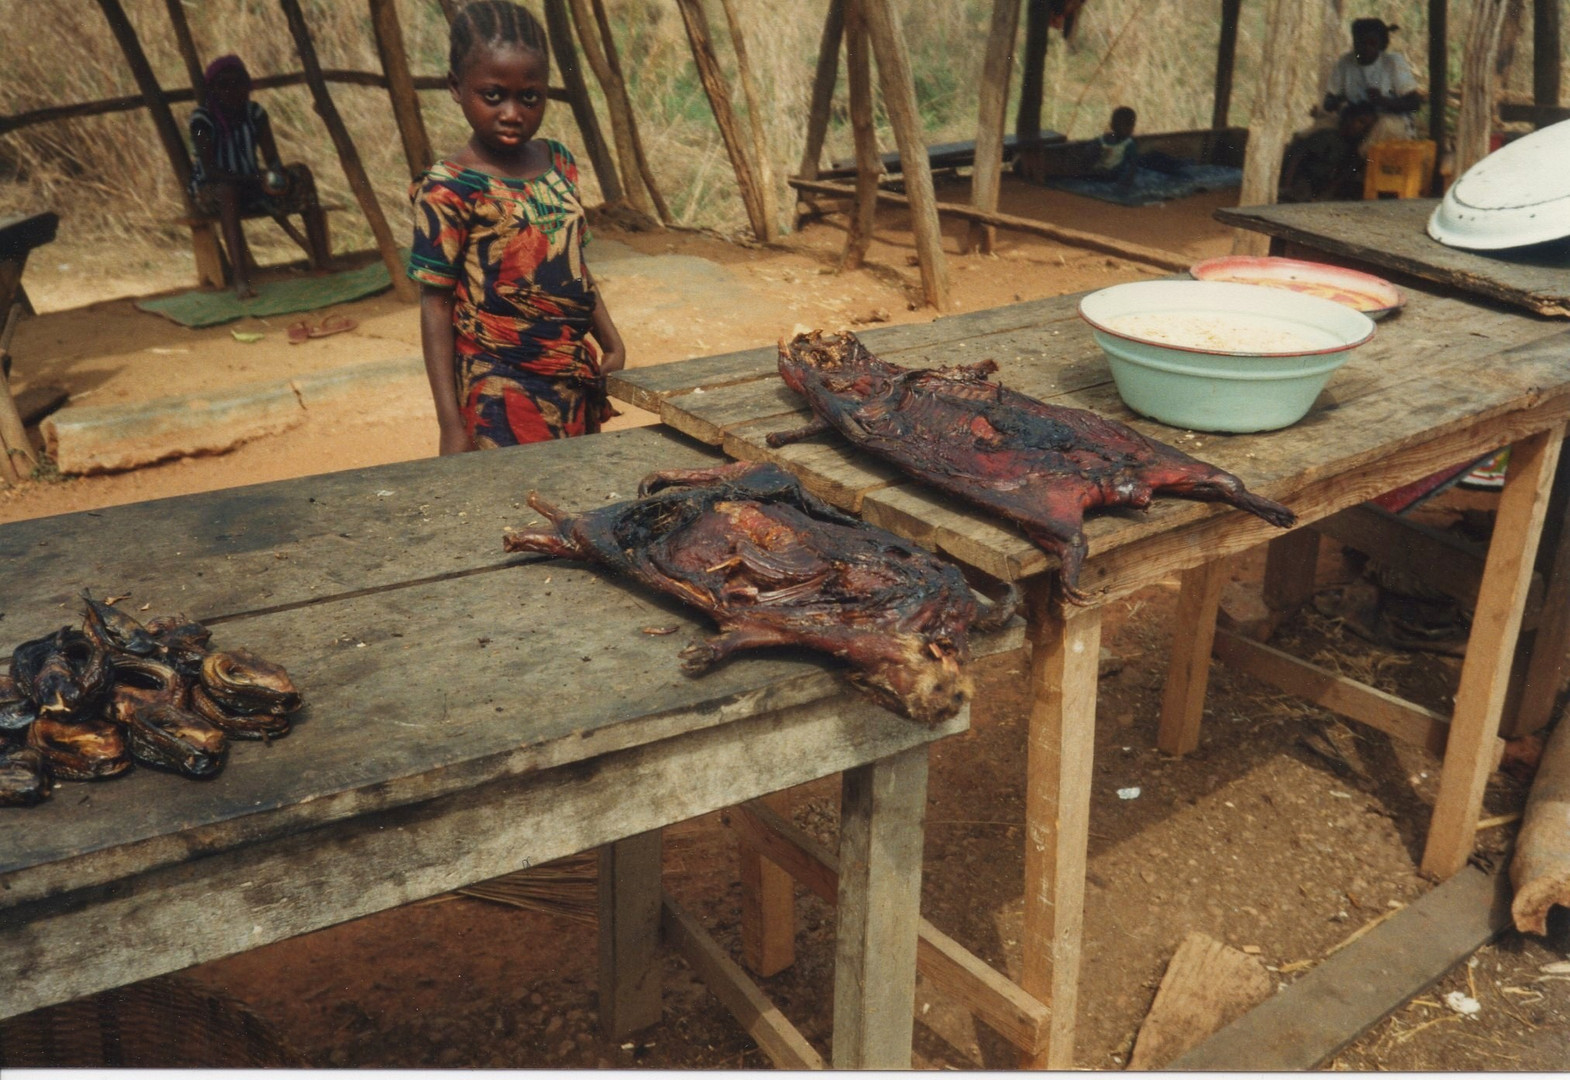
[177,201,343,289]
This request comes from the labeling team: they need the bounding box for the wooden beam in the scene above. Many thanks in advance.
[967,0,1021,255]
[1429,0,1448,188]
[1157,559,1228,757]
[1534,0,1562,106]
[277,0,416,303]
[796,0,846,185]
[1212,0,1242,129]
[597,831,662,1038]
[368,0,433,179]
[841,0,879,270]
[717,0,779,241]
[1016,0,1049,144]
[93,0,192,192]
[738,842,796,977]
[162,0,206,100]
[788,177,1192,272]
[1456,0,1526,178]
[543,0,624,205]
[674,0,771,242]
[568,0,656,221]
[590,0,671,223]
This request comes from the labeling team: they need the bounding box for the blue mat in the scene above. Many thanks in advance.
[1043,163,1243,207]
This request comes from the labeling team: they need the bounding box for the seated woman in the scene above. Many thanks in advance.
[188,55,329,298]
[1323,18,1424,148]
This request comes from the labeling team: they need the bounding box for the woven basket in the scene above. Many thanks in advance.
[0,974,307,1068]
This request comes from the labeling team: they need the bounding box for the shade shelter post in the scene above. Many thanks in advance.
[588,0,671,223]
[94,0,193,194]
[1535,0,1561,105]
[567,0,658,222]
[369,0,434,179]
[1016,0,1049,144]
[718,0,779,240]
[162,0,207,101]
[797,0,846,184]
[966,0,1021,255]
[540,0,625,207]
[1212,0,1242,128]
[840,0,879,270]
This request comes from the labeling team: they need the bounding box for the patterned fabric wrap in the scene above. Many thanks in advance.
[188,101,266,189]
[409,141,611,448]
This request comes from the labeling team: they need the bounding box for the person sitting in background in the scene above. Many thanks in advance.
[188,54,329,299]
[1280,101,1379,202]
[1323,18,1423,147]
[1086,106,1188,189]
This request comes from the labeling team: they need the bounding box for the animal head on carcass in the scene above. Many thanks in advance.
[777,330,902,399]
[841,621,976,727]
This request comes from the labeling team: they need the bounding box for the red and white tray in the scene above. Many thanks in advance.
[1188,256,1405,319]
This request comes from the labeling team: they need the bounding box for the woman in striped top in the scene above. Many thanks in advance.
[188,55,328,298]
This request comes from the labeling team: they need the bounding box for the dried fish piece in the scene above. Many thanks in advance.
[11,627,113,718]
[81,591,159,657]
[0,744,52,807]
[127,702,228,778]
[106,656,189,725]
[190,685,292,739]
[199,649,301,716]
[27,713,131,780]
[145,615,213,675]
[0,674,36,736]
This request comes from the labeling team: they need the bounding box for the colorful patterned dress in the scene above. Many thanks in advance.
[409,140,612,447]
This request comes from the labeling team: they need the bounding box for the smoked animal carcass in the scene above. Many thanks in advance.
[768,331,1296,602]
[503,462,1018,724]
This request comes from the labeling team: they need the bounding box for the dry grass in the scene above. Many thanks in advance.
[0,0,1559,261]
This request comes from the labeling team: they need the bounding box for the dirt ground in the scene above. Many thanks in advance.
[4,174,1568,1070]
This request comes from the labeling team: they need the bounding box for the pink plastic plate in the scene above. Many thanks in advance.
[1188,256,1405,319]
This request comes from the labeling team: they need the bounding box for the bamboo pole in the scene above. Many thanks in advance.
[1211,0,1242,129]
[94,0,193,193]
[277,0,416,302]
[1016,0,1049,144]
[797,0,846,182]
[589,0,671,223]
[1429,0,1448,190]
[717,0,779,241]
[1231,0,1321,256]
[673,0,771,242]
[369,0,433,179]
[1535,0,1562,106]
[567,0,655,220]
[162,0,206,100]
[1455,0,1524,178]
[543,0,624,205]
[966,0,1021,255]
[841,0,878,270]
[858,0,949,309]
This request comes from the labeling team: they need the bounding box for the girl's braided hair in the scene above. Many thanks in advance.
[449,1,550,75]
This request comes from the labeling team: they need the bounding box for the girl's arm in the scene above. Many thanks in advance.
[419,285,471,455]
[588,284,626,375]
[255,111,284,173]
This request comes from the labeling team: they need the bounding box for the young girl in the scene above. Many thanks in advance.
[410,0,624,455]
[1323,18,1423,144]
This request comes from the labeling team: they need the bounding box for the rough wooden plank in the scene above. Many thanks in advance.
[0,689,963,1020]
[738,843,796,977]
[1424,425,1566,878]
[1262,527,1321,616]
[832,743,928,1069]
[599,830,663,1038]
[1213,629,1454,758]
[1019,588,1100,1069]
[661,892,825,1070]
[1157,560,1228,756]
[1168,867,1512,1071]
[1128,931,1272,1070]
[1216,200,1570,318]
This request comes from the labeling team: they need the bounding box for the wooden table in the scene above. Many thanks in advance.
[609,278,1570,1066]
[0,427,1012,1069]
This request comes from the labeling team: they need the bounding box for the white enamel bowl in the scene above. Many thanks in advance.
[1429,119,1570,250]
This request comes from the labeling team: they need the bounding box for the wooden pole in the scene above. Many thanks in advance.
[841,0,879,270]
[1534,0,1562,106]
[162,0,207,100]
[1016,0,1049,144]
[94,0,193,192]
[369,0,433,179]
[434,0,461,24]
[797,0,846,182]
[967,0,1021,255]
[1212,0,1242,129]
[590,0,671,223]
[673,0,771,242]
[859,0,949,309]
[717,0,780,241]
[1429,0,1448,188]
[1455,0,1523,178]
[277,0,416,302]
[1230,0,1321,256]
[543,0,625,205]
[568,0,655,221]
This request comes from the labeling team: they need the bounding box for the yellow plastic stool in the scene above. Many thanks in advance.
[1363,139,1437,199]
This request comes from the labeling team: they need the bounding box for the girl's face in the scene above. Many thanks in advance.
[450,43,549,158]
[210,69,249,113]
[1352,28,1383,65]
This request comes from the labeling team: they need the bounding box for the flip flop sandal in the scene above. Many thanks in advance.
[308,314,358,339]
[286,320,311,345]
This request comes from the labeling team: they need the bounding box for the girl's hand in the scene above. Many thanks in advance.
[438,423,472,456]
[599,342,626,375]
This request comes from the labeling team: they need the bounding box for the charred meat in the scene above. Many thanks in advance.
[0,744,52,807]
[127,702,228,778]
[503,461,1017,724]
[145,615,213,674]
[81,591,159,657]
[11,627,113,718]
[106,656,189,726]
[27,713,131,781]
[769,331,1296,602]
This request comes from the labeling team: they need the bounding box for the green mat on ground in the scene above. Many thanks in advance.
[136,257,396,328]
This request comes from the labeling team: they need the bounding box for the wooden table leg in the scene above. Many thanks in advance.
[598,829,664,1038]
[739,840,796,977]
[1508,461,1570,737]
[832,743,929,1069]
[1019,580,1101,1069]
[1423,425,1566,879]
[1263,527,1321,619]
[1157,559,1228,756]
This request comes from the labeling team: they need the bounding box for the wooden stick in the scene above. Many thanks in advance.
[590,0,671,223]
[162,0,206,100]
[543,0,624,205]
[841,0,879,270]
[368,0,433,179]
[276,0,415,303]
[93,0,193,193]
[967,0,1021,255]
[718,0,779,241]
[673,0,771,242]
[568,0,655,220]
[788,176,1192,272]
[796,0,846,184]
[1535,0,1562,106]
[858,0,949,309]
[1016,0,1049,144]
[1212,0,1242,129]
